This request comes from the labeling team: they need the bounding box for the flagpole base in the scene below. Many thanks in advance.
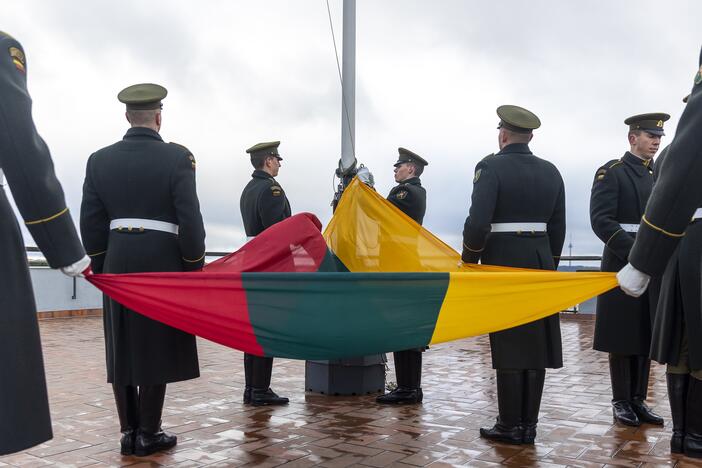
[305,355,385,396]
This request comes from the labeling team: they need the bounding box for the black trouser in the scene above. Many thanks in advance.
[113,384,167,434]
[609,353,650,403]
[245,353,274,391]
[495,369,545,428]
[393,349,422,389]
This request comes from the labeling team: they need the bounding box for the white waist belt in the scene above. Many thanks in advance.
[110,218,179,235]
[620,223,639,233]
[693,208,702,220]
[0,168,4,186]
[491,222,547,233]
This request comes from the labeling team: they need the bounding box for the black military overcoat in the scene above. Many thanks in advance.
[240,169,291,236]
[629,48,702,275]
[80,127,206,386]
[649,147,702,370]
[0,32,85,455]
[462,143,566,369]
[590,152,655,355]
[387,177,426,225]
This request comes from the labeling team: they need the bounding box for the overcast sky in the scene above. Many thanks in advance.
[4,0,701,256]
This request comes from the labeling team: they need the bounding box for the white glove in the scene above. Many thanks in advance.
[356,166,375,187]
[616,263,651,297]
[60,255,91,277]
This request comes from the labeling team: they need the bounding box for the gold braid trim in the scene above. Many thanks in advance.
[88,250,107,257]
[463,242,484,253]
[25,207,68,225]
[605,229,624,246]
[641,215,685,238]
[183,252,206,263]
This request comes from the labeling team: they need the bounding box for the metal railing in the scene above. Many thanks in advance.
[26,247,602,265]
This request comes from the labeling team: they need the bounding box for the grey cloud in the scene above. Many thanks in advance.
[4,0,700,259]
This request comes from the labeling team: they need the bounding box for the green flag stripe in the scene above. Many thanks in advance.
[242,272,449,359]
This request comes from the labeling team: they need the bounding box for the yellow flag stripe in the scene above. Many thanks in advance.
[430,271,616,344]
[325,178,618,342]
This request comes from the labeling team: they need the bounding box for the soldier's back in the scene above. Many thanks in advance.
[489,152,563,223]
[89,134,188,221]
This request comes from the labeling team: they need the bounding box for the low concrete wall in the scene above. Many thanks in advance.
[29,267,102,312]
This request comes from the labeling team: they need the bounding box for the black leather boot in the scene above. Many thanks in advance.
[250,355,288,406]
[522,369,545,444]
[113,384,138,455]
[630,356,663,425]
[134,385,177,457]
[609,354,639,426]
[666,373,688,454]
[480,370,524,444]
[243,353,253,404]
[377,350,423,404]
[684,376,702,458]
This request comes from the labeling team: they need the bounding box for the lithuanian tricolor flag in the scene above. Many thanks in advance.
[87,179,616,359]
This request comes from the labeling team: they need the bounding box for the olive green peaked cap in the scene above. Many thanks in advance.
[496,105,541,134]
[118,83,167,110]
[624,112,670,136]
[246,141,282,160]
[394,147,428,167]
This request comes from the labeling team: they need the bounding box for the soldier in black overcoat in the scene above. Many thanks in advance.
[589,113,669,428]
[377,147,428,405]
[462,105,566,445]
[623,52,702,458]
[631,92,702,457]
[80,84,206,457]
[0,31,89,456]
[239,141,290,406]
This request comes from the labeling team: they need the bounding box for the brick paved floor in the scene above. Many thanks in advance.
[1,317,699,467]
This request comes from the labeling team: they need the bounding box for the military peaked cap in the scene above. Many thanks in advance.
[624,112,670,136]
[496,105,541,134]
[118,83,167,110]
[246,141,282,160]
[394,147,428,167]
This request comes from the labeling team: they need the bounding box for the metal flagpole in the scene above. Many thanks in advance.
[306,0,385,396]
[340,0,356,172]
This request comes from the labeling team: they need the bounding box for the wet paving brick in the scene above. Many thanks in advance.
[0,316,697,466]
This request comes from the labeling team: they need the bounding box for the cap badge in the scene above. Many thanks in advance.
[656,120,663,127]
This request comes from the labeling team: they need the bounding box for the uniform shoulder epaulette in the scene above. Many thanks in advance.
[473,154,496,183]
[168,142,192,154]
[169,142,196,169]
[595,159,622,181]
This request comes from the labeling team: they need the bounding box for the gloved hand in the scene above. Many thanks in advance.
[617,263,651,297]
[356,166,374,187]
[60,255,91,277]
